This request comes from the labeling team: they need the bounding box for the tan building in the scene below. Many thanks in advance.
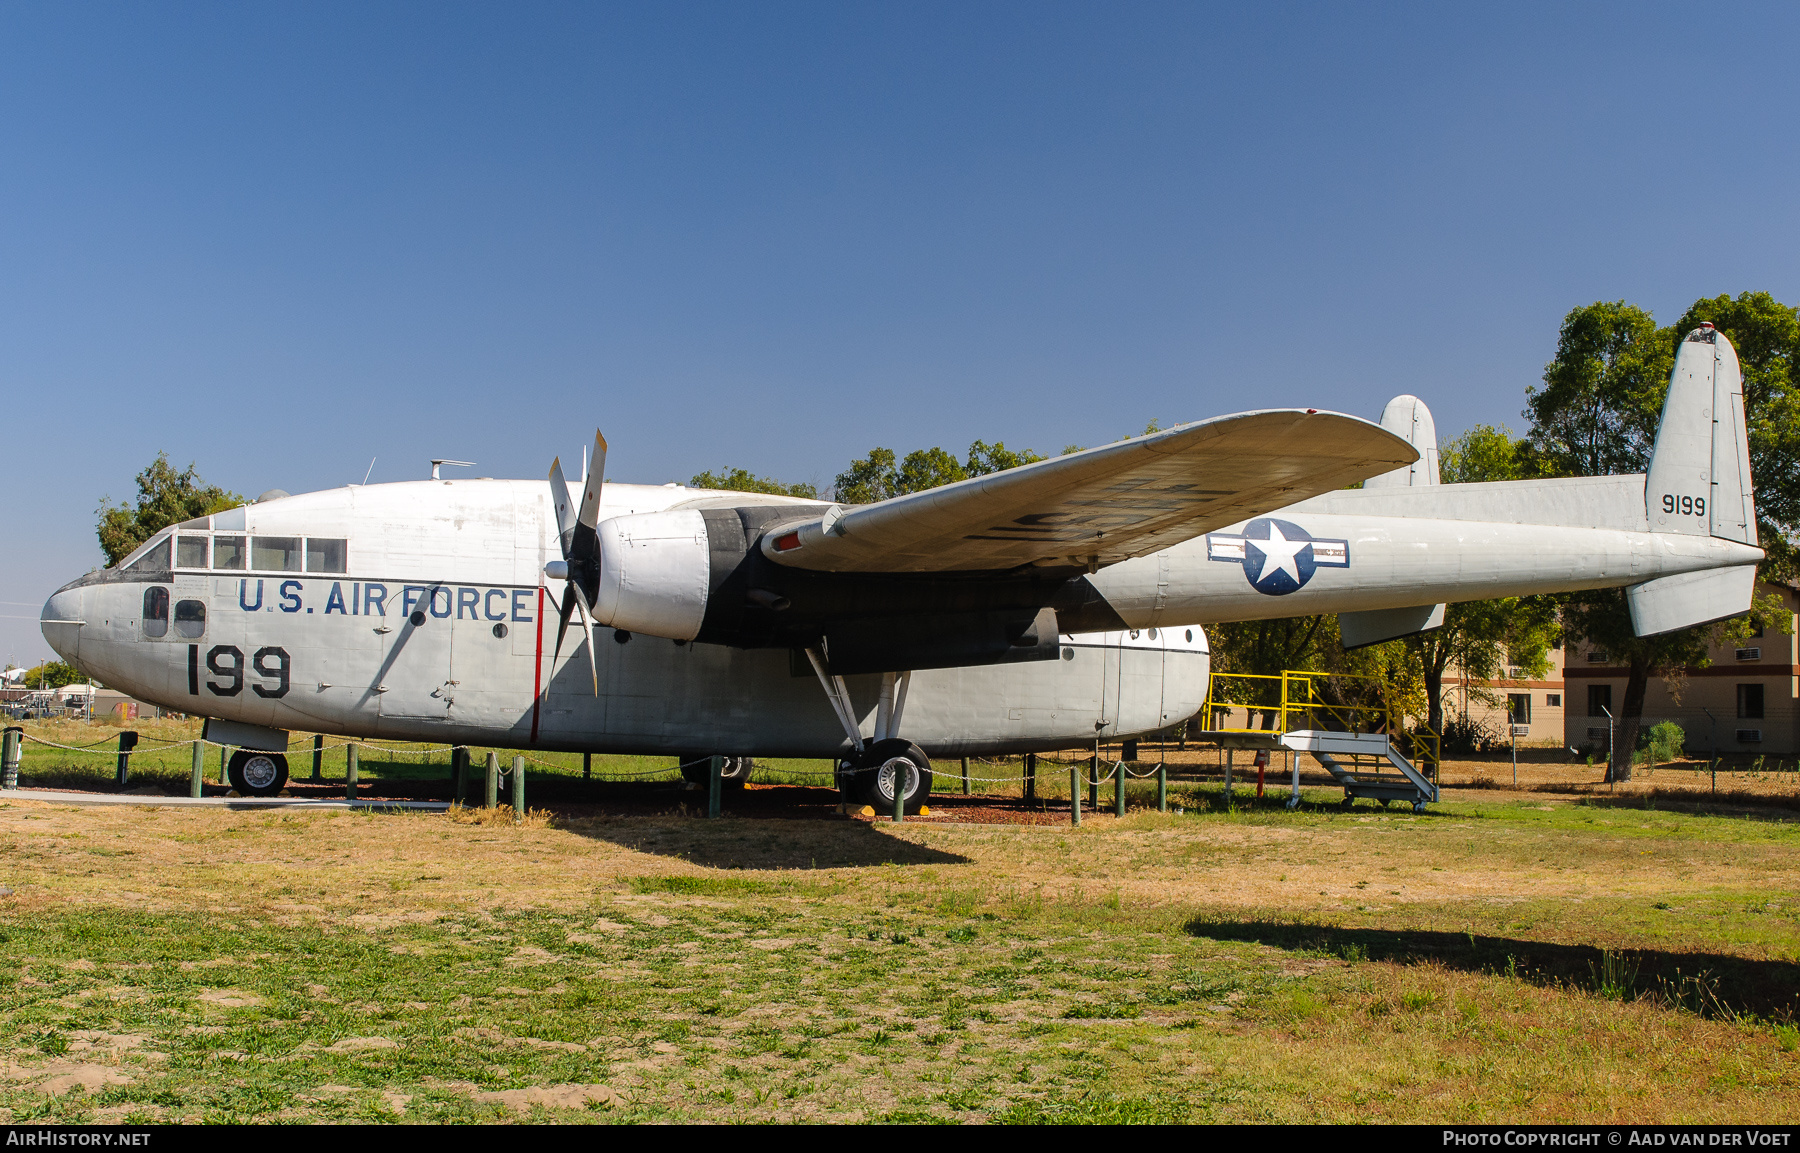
[1444,646,1567,748]
[1561,581,1800,758]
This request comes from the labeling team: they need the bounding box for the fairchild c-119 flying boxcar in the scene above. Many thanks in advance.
[43,327,1763,809]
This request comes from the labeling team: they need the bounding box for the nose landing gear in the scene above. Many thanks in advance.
[227,749,289,797]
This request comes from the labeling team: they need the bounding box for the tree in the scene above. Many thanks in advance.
[23,661,83,689]
[833,440,1045,504]
[97,454,242,566]
[689,468,818,500]
[1529,295,1799,780]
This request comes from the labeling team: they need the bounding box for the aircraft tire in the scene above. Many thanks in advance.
[847,739,932,815]
[227,750,289,797]
[678,756,753,788]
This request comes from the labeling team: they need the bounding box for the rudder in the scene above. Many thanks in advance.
[1646,324,1758,544]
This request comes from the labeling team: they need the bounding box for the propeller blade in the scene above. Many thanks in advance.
[573,592,599,697]
[552,583,577,663]
[548,456,577,561]
[578,430,607,531]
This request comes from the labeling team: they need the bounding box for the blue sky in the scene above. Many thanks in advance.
[3,2,1798,666]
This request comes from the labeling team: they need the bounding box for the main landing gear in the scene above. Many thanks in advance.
[804,649,933,816]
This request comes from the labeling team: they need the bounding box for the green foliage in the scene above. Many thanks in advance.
[1439,423,1528,483]
[833,440,1045,504]
[1526,300,1671,479]
[688,467,818,500]
[1641,721,1686,766]
[20,661,84,689]
[96,454,241,567]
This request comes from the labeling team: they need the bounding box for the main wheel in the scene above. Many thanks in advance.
[227,749,288,797]
[678,755,753,787]
[846,739,933,815]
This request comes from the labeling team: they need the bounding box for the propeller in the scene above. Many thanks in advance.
[547,431,608,695]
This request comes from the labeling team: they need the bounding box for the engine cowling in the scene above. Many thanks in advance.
[593,509,711,640]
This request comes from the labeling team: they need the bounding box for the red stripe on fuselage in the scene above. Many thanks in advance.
[529,585,545,743]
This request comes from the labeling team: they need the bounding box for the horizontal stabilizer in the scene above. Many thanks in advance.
[1626,564,1757,637]
[1339,603,1446,649]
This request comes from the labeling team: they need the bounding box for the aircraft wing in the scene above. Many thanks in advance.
[761,409,1416,573]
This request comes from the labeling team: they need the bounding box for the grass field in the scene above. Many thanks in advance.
[2,719,1798,1124]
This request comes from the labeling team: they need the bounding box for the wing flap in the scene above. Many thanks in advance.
[764,409,1415,573]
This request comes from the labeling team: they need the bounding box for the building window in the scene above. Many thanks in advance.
[1507,693,1531,724]
[1586,650,1610,663]
[1737,683,1765,720]
[1546,693,1561,707]
[1588,684,1612,717]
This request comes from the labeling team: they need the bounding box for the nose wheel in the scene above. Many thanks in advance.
[227,750,289,797]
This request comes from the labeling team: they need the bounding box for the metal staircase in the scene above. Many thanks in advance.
[1198,668,1442,812]
[1279,729,1437,811]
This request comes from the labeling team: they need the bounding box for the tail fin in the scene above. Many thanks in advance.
[1362,395,1440,489]
[1646,324,1758,544]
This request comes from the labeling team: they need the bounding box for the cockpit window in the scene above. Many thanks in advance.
[306,538,347,573]
[176,535,209,568]
[251,536,301,572]
[125,537,171,573]
[213,535,246,570]
[174,599,206,639]
[142,586,169,638]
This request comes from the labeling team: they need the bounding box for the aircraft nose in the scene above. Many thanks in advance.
[40,583,85,663]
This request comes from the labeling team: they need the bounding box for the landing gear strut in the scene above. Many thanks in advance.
[804,649,933,815]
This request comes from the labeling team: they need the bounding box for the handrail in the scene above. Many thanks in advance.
[1203,668,1441,779]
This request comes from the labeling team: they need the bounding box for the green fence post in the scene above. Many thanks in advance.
[583,752,592,781]
[1024,752,1036,804]
[1115,757,1126,818]
[1157,761,1167,812]
[890,761,904,823]
[345,744,358,800]
[485,751,499,809]
[512,755,525,822]
[961,756,970,795]
[311,734,324,783]
[1070,761,1081,827]
[190,739,205,799]
[1088,754,1098,811]
[707,754,722,819]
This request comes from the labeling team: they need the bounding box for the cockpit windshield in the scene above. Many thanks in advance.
[122,535,171,573]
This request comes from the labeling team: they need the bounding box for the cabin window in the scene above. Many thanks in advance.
[142,586,169,638]
[251,536,302,572]
[1738,684,1765,720]
[176,535,209,568]
[125,537,170,573]
[306,538,347,574]
[213,535,246,570]
[1587,684,1612,717]
[174,599,206,639]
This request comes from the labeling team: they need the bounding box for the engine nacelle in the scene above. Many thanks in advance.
[594,509,711,640]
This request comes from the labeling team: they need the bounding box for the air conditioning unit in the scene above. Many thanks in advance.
[1510,724,1530,737]
[1586,651,1609,663]
[1586,727,1608,741]
[1507,667,1524,679]
[1735,647,1761,661]
[1737,729,1763,743]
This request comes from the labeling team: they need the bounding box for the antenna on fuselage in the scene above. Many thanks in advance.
[430,459,475,480]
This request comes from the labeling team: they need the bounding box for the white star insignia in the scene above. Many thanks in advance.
[1253,523,1310,586]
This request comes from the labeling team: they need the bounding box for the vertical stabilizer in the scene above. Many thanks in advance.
[1646,324,1758,544]
[1362,395,1440,489]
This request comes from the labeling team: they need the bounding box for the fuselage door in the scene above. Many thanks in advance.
[374,584,458,734]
